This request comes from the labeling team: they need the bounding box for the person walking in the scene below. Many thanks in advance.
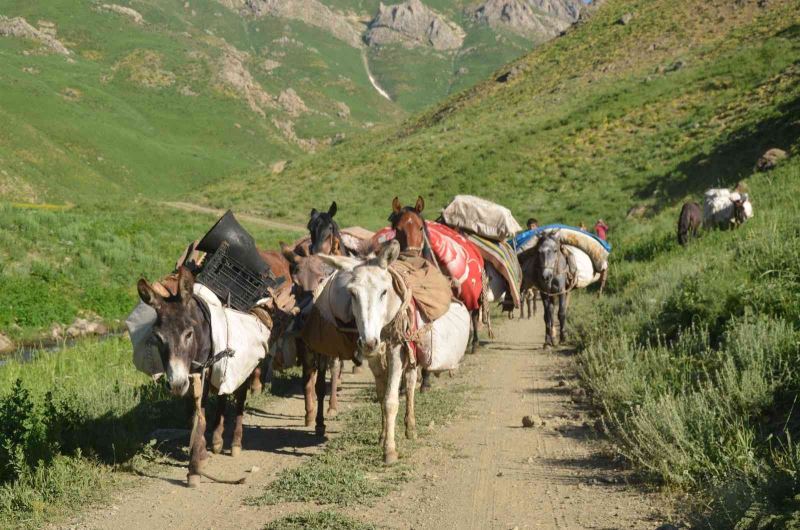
[594,219,609,241]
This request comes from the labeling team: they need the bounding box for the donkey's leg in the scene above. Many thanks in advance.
[598,269,607,297]
[368,356,387,445]
[327,356,340,417]
[187,373,210,488]
[404,365,418,440]
[382,346,403,464]
[542,292,555,348]
[301,345,317,427]
[231,380,248,457]
[211,393,227,454]
[532,290,538,317]
[420,368,432,393]
[559,292,570,344]
[470,310,480,354]
[315,354,327,437]
[250,365,263,395]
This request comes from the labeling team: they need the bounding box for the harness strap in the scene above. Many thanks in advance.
[190,294,235,372]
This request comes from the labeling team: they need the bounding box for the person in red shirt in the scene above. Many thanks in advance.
[594,219,609,240]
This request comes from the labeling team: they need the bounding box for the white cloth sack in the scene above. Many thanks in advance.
[703,188,754,227]
[440,195,522,241]
[563,246,601,289]
[126,301,162,380]
[415,302,470,372]
[126,284,270,395]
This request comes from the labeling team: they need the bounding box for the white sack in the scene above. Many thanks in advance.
[415,302,470,372]
[703,188,754,228]
[563,246,601,289]
[126,301,163,380]
[440,195,522,241]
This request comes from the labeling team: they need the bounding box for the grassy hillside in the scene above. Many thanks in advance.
[201,0,799,230]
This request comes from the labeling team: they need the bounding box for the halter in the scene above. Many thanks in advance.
[388,207,435,265]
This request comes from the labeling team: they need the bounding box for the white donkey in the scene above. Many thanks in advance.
[319,240,469,464]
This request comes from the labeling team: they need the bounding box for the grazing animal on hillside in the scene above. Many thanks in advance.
[703,188,753,230]
[519,233,575,348]
[677,201,702,246]
[319,241,469,464]
[137,267,268,487]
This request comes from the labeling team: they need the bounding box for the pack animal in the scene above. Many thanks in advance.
[703,188,753,229]
[137,267,262,487]
[519,233,575,348]
[319,241,470,464]
[677,201,702,245]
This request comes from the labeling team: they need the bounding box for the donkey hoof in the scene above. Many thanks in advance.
[187,474,201,488]
[315,424,326,437]
[470,343,478,354]
[231,445,241,458]
[419,382,432,393]
[352,364,364,374]
[405,428,417,440]
[212,442,223,455]
[327,407,338,418]
[384,451,398,465]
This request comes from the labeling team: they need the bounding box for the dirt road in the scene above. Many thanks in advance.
[63,316,664,530]
[161,201,306,233]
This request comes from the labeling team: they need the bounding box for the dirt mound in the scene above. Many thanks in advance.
[100,4,144,24]
[218,0,363,48]
[366,0,465,51]
[0,16,71,55]
[470,0,583,40]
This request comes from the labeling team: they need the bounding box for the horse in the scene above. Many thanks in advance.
[677,201,701,245]
[389,196,486,355]
[307,201,345,255]
[519,233,575,348]
[318,241,470,464]
[137,267,265,487]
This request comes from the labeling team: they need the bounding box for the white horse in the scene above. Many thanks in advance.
[319,241,469,464]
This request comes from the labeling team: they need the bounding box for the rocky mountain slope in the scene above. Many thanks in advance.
[0,0,584,202]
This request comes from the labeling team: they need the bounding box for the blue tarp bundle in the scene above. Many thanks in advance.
[509,224,612,252]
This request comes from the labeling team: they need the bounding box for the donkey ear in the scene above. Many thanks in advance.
[177,266,195,304]
[414,196,425,213]
[317,253,360,271]
[392,196,402,214]
[328,201,337,218]
[280,242,298,265]
[137,278,163,310]
[378,240,400,269]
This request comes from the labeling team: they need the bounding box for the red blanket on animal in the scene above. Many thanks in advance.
[373,222,484,311]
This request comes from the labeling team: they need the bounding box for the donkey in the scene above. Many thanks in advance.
[519,233,574,348]
[677,201,701,246]
[280,243,344,435]
[318,241,418,464]
[137,267,258,487]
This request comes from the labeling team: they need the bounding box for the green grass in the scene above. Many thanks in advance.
[0,200,301,342]
[263,510,376,530]
[251,381,470,506]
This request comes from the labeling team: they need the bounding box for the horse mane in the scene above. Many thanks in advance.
[388,206,435,263]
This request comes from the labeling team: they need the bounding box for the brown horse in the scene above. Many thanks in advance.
[138,267,259,487]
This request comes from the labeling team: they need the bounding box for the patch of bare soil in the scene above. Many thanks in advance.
[159,201,306,233]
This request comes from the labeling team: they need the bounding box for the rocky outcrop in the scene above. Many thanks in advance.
[470,0,582,41]
[218,0,363,48]
[0,16,71,55]
[366,0,465,51]
[217,43,273,116]
[100,4,145,24]
[278,88,308,117]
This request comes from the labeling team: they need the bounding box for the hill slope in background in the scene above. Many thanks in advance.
[0,0,579,203]
[202,0,798,229]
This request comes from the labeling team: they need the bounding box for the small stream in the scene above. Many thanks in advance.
[0,330,125,367]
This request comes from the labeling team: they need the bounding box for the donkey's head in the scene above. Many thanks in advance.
[281,242,336,297]
[732,194,752,226]
[137,267,212,396]
[536,233,563,287]
[308,201,340,255]
[320,241,403,356]
[389,196,426,254]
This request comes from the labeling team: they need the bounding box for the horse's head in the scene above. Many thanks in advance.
[320,241,402,356]
[137,267,211,396]
[308,202,340,255]
[389,196,426,254]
